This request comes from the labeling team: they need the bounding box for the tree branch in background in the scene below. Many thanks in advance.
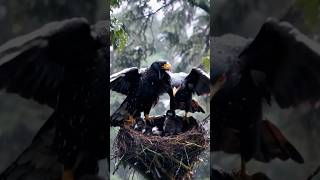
[307,165,320,180]
[133,0,178,21]
[187,0,209,14]
[132,0,209,21]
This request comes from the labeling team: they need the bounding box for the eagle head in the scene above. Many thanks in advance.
[151,61,171,80]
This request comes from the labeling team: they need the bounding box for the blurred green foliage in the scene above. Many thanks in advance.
[295,0,320,32]
[111,0,122,7]
[111,0,128,52]
[111,16,128,52]
[202,53,210,72]
[110,0,210,73]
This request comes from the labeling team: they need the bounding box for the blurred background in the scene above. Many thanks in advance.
[0,0,105,175]
[212,0,320,180]
[110,0,210,179]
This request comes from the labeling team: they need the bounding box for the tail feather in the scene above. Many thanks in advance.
[190,99,205,113]
[254,120,304,163]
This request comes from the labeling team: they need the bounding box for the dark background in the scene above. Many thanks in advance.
[0,0,105,173]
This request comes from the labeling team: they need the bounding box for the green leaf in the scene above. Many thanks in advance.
[202,54,210,72]
[111,15,128,52]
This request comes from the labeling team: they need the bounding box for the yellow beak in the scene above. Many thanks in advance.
[162,63,171,70]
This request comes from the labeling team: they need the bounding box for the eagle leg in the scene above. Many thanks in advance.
[234,156,247,179]
[124,115,135,129]
[184,112,190,124]
[63,167,74,180]
[240,156,246,177]
[144,114,154,123]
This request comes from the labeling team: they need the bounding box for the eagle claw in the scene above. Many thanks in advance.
[124,115,135,129]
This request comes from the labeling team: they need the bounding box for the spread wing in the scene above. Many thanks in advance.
[0,18,101,108]
[110,67,141,95]
[185,68,210,95]
[0,117,61,179]
[240,18,320,108]
[0,116,108,179]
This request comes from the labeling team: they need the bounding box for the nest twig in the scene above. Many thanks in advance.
[113,124,208,180]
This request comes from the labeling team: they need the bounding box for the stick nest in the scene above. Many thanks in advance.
[113,117,208,180]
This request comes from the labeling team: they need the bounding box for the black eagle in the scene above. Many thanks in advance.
[0,18,108,180]
[211,18,320,176]
[163,110,183,135]
[169,68,210,120]
[110,61,172,127]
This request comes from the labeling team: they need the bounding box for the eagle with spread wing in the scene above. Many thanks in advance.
[169,68,210,120]
[211,18,320,177]
[0,18,108,180]
[110,61,172,127]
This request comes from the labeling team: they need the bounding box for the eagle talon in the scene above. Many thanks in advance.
[232,157,248,180]
[184,113,190,124]
[124,115,135,129]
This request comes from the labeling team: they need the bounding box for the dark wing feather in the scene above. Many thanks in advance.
[0,116,61,180]
[0,115,107,179]
[185,68,210,95]
[240,18,320,108]
[190,99,205,113]
[110,67,141,95]
[0,18,96,108]
[255,120,304,163]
